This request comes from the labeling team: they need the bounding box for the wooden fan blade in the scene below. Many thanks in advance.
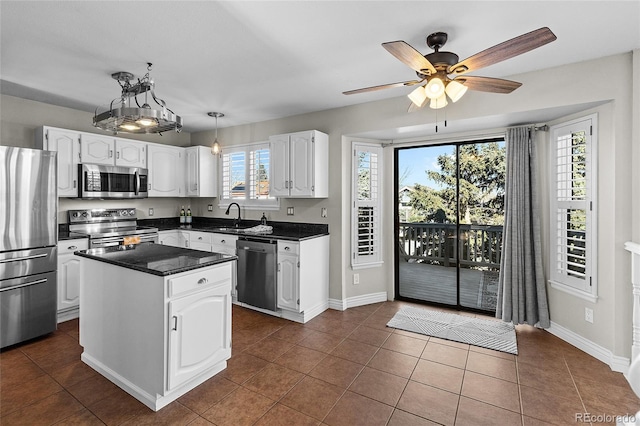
[448,27,557,75]
[382,41,437,75]
[343,79,423,95]
[456,76,522,93]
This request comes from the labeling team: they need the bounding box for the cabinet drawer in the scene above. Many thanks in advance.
[212,234,237,247]
[169,264,232,298]
[190,232,212,244]
[58,239,89,255]
[277,241,299,255]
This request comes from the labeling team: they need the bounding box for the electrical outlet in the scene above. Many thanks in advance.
[321,207,327,218]
[585,307,593,323]
[207,204,213,212]
[287,207,294,215]
[353,273,360,285]
[148,208,154,216]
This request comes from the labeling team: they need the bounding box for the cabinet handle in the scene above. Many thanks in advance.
[220,240,225,243]
[284,181,288,189]
[284,246,290,251]
[109,150,113,158]
[195,183,198,190]
[197,277,208,285]
[67,246,77,250]
[172,316,178,331]
[73,180,77,189]
[198,237,203,240]
[289,180,293,189]
[278,263,281,271]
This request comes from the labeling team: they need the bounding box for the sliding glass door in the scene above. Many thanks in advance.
[395,139,505,313]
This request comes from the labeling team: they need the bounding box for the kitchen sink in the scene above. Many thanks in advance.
[214,227,245,233]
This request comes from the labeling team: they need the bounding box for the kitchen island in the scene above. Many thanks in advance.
[75,243,236,411]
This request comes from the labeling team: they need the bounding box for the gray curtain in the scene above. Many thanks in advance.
[496,127,550,328]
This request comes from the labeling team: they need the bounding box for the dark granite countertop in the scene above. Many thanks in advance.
[139,217,329,241]
[74,242,237,276]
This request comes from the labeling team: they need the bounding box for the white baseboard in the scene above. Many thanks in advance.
[329,291,388,311]
[548,321,630,374]
[57,308,79,323]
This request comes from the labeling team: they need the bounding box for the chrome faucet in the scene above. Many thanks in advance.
[225,202,241,227]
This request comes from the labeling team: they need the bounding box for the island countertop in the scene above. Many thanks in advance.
[75,242,237,276]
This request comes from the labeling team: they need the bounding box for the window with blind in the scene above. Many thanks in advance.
[352,142,383,268]
[220,142,278,209]
[549,115,597,301]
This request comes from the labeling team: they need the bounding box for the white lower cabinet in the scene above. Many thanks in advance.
[79,258,233,411]
[57,238,88,321]
[277,241,299,311]
[188,231,212,251]
[159,230,189,248]
[276,235,329,317]
[168,270,232,390]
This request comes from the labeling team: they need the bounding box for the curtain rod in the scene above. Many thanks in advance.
[382,123,548,148]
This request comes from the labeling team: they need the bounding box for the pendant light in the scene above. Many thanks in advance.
[208,112,224,155]
[93,63,182,134]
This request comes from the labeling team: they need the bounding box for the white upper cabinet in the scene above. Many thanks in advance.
[115,139,146,168]
[80,133,115,165]
[147,144,185,197]
[269,130,328,198]
[80,134,146,168]
[38,127,81,197]
[185,146,217,197]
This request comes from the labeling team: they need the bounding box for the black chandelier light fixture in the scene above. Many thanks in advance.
[93,63,182,135]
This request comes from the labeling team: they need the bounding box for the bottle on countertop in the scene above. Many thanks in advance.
[260,212,267,225]
[186,206,192,225]
[179,205,186,225]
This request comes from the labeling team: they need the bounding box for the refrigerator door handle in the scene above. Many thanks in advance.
[0,253,47,264]
[0,278,47,293]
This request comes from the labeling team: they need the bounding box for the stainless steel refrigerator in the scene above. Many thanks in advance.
[1,146,58,348]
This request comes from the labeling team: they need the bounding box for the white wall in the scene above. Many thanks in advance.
[1,51,637,362]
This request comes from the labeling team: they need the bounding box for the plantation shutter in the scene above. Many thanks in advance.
[221,147,246,200]
[550,116,596,297]
[352,143,383,267]
[249,144,271,199]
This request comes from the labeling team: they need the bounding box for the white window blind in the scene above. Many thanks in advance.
[220,142,278,209]
[352,142,383,268]
[549,115,597,300]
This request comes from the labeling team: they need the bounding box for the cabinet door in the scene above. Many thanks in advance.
[269,134,290,197]
[189,241,212,252]
[147,145,185,197]
[289,131,314,197]
[115,139,146,168]
[168,282,231,390]
[57,239,88,311]
[277,251,299,311]
[185,147,199,196]
[80,134,115,165]
[159,231,189,248]
[46,129,80,197]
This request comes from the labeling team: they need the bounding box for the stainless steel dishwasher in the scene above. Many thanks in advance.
[236,237,278,311]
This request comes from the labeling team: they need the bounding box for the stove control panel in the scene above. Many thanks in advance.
[68,208,138,224]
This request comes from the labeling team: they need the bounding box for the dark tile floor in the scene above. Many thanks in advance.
[1,301,639,425]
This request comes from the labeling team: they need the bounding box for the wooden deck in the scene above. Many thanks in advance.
[398,262,498,312]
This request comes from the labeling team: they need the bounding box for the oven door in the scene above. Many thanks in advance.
[79,164,148,199]
[91,233,159,248]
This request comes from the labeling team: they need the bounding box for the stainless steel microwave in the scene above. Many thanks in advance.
[78,164,148,199]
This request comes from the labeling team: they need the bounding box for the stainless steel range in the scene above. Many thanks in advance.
[68,208,158,248]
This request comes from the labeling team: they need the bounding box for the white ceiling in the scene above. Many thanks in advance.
[1,1,639,134]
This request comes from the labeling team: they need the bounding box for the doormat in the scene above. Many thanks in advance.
[387,306,517,355]
[477,270,499,312]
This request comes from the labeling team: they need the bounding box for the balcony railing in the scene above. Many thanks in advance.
[398,222,503,269]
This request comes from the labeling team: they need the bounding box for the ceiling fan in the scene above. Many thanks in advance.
[343,27,557,111]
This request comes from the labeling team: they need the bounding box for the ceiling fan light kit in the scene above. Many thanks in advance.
[93,63,183,135]
[344,27,557,117]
